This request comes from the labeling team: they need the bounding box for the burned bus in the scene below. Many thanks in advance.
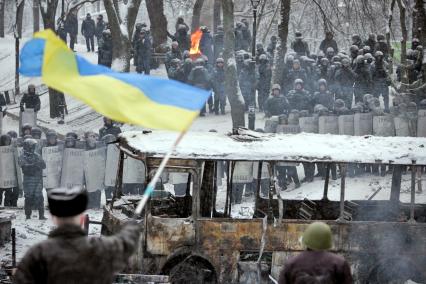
[102,129,426,283]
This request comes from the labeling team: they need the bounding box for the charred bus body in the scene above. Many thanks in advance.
[102,129,426,283]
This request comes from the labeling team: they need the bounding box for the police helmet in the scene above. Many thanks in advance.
[302,222,333,251]
[272,84,281,91]
[6,130,18,139]
[0,134,12,146]
[195,57,205,66]
[65,132,78,140]
[356,55,365,64]
[349,45,359,53]
[374,51,384,58]
[341,58,350,67]
[46,130,57,138]
[320,57,329,65]
[377,34,385,41]
[259,54,268,62]
[318,78,327,87]
[363,94,374,105]
[23,138,38,153]
[326,47,335,54]
[22,124,32,133]
[216,57,225,64]
[294,78,304,87]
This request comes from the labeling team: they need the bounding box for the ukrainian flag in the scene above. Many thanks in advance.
[19,30,211,131]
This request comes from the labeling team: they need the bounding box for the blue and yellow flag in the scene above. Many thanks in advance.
[19,30,210,131]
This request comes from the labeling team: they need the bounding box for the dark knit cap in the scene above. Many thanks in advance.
[48,187,88,217]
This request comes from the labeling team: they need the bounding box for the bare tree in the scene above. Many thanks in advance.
[16,0,25,38]
[413,0,426,46]
[0,0,5,37]
[191,0,204,32]
[223,0,245,129]
[38,0,59,30]
[213,0,221,33]
[272,0,291,85]
[396,0,408,84]
[146,0,168,49]
[33,0,39,32]
[103,0,142,72]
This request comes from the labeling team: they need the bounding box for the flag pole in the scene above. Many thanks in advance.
[134,131,187,215]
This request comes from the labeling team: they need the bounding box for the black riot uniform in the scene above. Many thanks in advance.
[18,139,46,220]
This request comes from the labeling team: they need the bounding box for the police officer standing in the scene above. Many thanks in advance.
[20,85,41,114]
[135,29,152,75]
[14,187,141,283]
[18,139,46,220]
[264,84,289,118]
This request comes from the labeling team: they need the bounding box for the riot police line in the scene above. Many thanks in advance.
[0,119,146,217]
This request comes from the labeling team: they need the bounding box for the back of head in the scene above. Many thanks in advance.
[48,187,88,218]
[302,222,333,250]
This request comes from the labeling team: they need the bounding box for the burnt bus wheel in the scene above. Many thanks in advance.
[367,257,423,284]
[168,256,217,284]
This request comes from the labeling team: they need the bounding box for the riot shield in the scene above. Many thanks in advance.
[14,147,23,190]
[299,116,319,133]
[276,124,301,134]
[338,115,354,135]
[354,113,373,136]
[84,147,106,192]
[104,144,120,187]
[418,110,426,137]
[319,116,338,134]
[42,145,63,189]
[264,116,279,133]
[123,155,146,184]
[0,146,18,188]
[232,162,254,183]
[394,116,410,137]
[373,115,395,137]
[19,109,37,134]
[61,148,84,188]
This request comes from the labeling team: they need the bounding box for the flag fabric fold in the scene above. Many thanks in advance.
[19,30,210,131]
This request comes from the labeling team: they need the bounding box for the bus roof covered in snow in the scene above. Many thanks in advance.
[119,129,426,165]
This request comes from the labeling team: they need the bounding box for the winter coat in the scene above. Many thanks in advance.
[278,251,353,284]
[136,37,152,66]
[165,49,182,71]
[99,125,122,139]
[335,67,356,88]
[81,18,96,37]
[239,63,256,95]
[20,93,41,112]
[319,38,339,54]
[168,65,186,83]
[287,89,312,111]
[65,14,78,36]
[234,28,245,51]
[241,26,252,51]
[188,66,211,90]
[175,31,191,53]
[95,19,105,38]
[18,152,45,202]
[287,68,308,86]
[371,61,390,87]
[264,95,290,118]
[212,67,225,95]
[291,39,310,57]
[313,91,335,110]
[353,64,373,94]
[374,41,390,58]
[200,31,214,65]
[14,222,141,284]
[364,39,376,52]
[257,62,272,93]
[98,37,113,67]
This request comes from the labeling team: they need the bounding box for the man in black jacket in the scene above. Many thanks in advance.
[20,85,41,113]
[81,13,96,52]
[65,10,78,51]
[14,187,141,284]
